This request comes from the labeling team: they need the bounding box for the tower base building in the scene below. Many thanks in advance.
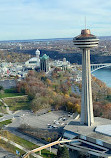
[62,29,111,158]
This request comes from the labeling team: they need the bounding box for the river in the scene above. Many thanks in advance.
[92,68,111,87]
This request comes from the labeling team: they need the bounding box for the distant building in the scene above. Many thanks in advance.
[49,58,71,70]
[40,54,49,72]
[62,58,70,71]
[25,49,40,69]
[35,49,40,67]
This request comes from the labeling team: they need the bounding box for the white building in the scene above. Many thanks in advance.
[49,58,71,70]
[25,49,40,69]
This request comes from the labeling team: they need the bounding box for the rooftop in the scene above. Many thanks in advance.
[40,54,49,60]
[75,29,97,40]
[64,117,111,144]
[73,29,99,48]
[95,124,111,137]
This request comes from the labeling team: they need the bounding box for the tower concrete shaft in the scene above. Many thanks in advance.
[81,48,94,126]
[73,29,99,126]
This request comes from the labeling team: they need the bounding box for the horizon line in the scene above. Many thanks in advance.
[0,36,110,42]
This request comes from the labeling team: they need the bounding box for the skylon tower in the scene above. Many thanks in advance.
[73,29,99,126]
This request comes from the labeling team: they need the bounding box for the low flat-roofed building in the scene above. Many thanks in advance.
[63,117,111,157]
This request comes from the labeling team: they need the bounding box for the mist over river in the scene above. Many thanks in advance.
[92,68,111,87]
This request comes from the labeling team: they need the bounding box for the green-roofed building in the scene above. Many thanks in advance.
[40,54,49,72]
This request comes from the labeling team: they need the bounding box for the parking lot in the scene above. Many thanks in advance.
[17,110,75,131]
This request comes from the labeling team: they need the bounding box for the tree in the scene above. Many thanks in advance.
[46,79,52,87]
[0,86,3,91]
[57,146,70,158]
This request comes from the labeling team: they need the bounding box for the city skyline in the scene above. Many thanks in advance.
[0,0,111,40]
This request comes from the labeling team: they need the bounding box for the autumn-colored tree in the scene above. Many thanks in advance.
[16,70,82,113]
[60,82,69,94]
[67,101,73,112]
[46,79,52,87]
[75,103,81,114]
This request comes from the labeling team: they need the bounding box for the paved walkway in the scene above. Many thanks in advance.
[0,95,27,114]
[0,147,16,158]
[0,99,12,114]
[2,95,28,99]
[0,135,42,158]
[0,97,57,156]
[0,110,57,155]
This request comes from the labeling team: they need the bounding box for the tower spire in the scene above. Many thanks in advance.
[85,16,86,29]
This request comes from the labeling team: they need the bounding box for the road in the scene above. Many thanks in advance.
[0,110,28,125]
[2,110,58,154]
[1,136,42,158]
[0,109,79,156]
[0,147,16,158]
[71,85,81,95]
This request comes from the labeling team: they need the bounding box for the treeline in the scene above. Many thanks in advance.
[17,71,81,113]
[16,70,111,120]
[18,125,59,143]
[94,102,111,119]
[92,76,111,102]
[0,50,29,62]
[92,76,111,119]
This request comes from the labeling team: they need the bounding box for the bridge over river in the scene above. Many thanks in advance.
[72,63,111,73]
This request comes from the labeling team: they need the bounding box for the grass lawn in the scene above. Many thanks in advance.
[3,96,31,111]
[40,149,56,158]
[0,88,24,99]
[0,119,12,129]
[8,100,30,111]
[0,104,7,114]
[0,131,56,158]
[0,93,24,98]
[0,89,29,111]
[2,130,38,150]
[0,139,25,157]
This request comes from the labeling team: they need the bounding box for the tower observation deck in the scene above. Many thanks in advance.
[73,29,99,126]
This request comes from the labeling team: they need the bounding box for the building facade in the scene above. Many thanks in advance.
[40,54,49,72]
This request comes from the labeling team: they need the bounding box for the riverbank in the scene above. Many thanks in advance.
[92,67,111,87]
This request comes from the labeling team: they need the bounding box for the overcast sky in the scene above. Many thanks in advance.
[0,0,111,40]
